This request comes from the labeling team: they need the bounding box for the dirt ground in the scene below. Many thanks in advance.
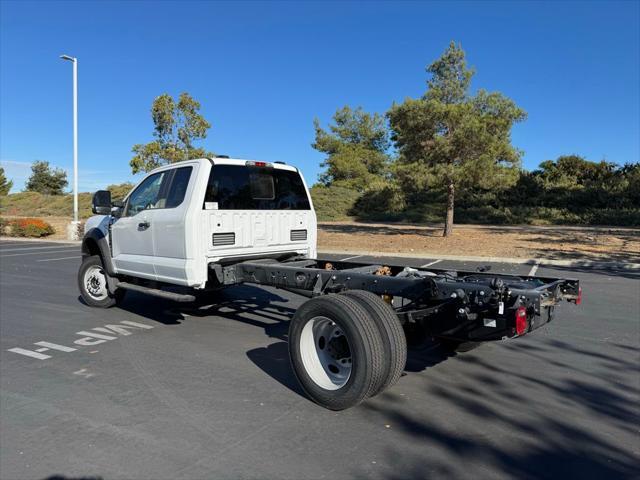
[318,221,640,262]
[2,216,638,262]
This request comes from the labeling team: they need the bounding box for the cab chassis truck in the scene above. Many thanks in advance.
[79,158,581,410]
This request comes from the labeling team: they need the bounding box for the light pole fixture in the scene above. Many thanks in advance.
[60,54,79,237]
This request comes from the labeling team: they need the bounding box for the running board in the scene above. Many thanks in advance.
[117,282,196,302]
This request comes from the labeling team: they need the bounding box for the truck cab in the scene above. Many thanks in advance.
[83,158,317,289]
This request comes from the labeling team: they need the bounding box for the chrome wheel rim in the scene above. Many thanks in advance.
[300,316,352,390]
[84,265,108,300]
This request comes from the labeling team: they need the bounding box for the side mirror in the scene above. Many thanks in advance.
[111,199,124,218]
[92,190,112,215]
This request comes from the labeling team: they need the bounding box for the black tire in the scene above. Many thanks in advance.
[438,338,481,353]
[340,290,407,396]
[288,294,385,410]
[78,255,124,308]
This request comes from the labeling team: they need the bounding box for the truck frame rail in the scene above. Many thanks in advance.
[218,256,581,343]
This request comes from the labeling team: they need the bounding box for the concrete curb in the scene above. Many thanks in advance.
[0,236,81,245]
[319,249,640,271]
[1,237,636,271]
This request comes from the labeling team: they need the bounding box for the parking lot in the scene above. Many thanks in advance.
[0,239,638,479]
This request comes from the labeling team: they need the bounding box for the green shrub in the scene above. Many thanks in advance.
[352,181,406,220]
[310,185,360,221]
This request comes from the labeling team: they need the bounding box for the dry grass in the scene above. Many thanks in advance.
[3,215,638,262]
[318,222,640,262]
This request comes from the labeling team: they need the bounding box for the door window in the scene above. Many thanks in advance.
[165,167,193,208]
[125,171,167,216]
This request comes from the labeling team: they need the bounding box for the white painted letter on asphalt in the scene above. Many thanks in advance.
[7,347,52,360]
[9,321,155,360]
[33,341,77,352]
[74,331,117,346]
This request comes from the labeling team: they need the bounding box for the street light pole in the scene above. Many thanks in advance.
[60,54,79,235]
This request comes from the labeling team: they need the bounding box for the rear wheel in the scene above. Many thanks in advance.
[288,294,385,410]
[78,255,125,308]
[340,290,407,396]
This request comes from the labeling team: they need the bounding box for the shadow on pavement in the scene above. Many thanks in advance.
[360,339,639,479]
[246,341,307,399]
[43,476,103,480]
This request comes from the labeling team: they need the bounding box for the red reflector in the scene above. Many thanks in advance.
[576,286,582,305]
[515,306,527,335]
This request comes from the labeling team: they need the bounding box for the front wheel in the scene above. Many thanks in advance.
[78,255,125,308]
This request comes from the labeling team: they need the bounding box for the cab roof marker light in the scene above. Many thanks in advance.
[245,161,273,168]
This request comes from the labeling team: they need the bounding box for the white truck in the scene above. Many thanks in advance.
[80,157,581,410]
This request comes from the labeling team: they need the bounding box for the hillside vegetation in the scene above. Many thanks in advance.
[1,164,638,227]
[0,183,133,220]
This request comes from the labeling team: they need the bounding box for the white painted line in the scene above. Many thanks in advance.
[528,262,540,276]
[0,245,78,252]
[0,242,42,247]
[340,255,363,262]
[74,369,95,379]
[7,347,51,360]
[37,256,80,262]
[420,259,442,268]
[0,249,79,258]
[33,341,77,352]
[76,331,118,341]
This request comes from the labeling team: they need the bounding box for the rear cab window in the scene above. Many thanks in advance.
[204,164,310,210]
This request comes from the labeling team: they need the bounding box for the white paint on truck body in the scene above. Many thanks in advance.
[84,158,317,288]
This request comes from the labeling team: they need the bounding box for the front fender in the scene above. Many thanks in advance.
[82,223,117,277]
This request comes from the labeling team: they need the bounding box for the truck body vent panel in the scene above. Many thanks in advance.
[290,229,307,241]
[212,232,235,246]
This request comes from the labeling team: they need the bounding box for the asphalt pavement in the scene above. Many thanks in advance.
[0,240,638,479]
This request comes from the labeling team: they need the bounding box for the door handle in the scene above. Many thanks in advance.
[138,221,150,230]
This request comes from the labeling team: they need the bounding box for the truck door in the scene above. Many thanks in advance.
[111,170,170,280]
[151,165,197,285]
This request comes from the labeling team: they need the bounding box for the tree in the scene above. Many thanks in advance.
[312,106,390,191]
[0,166,13,196]
[130,92,214,174]
[532,155,629,209]
[25,161,68,195]
[388,42,526,236]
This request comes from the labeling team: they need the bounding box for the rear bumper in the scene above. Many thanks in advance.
[434,304,556,343]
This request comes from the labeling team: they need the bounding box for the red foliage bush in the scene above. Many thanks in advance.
[1,217,55,237]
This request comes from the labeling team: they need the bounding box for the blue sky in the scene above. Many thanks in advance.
[1,0,638,193]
